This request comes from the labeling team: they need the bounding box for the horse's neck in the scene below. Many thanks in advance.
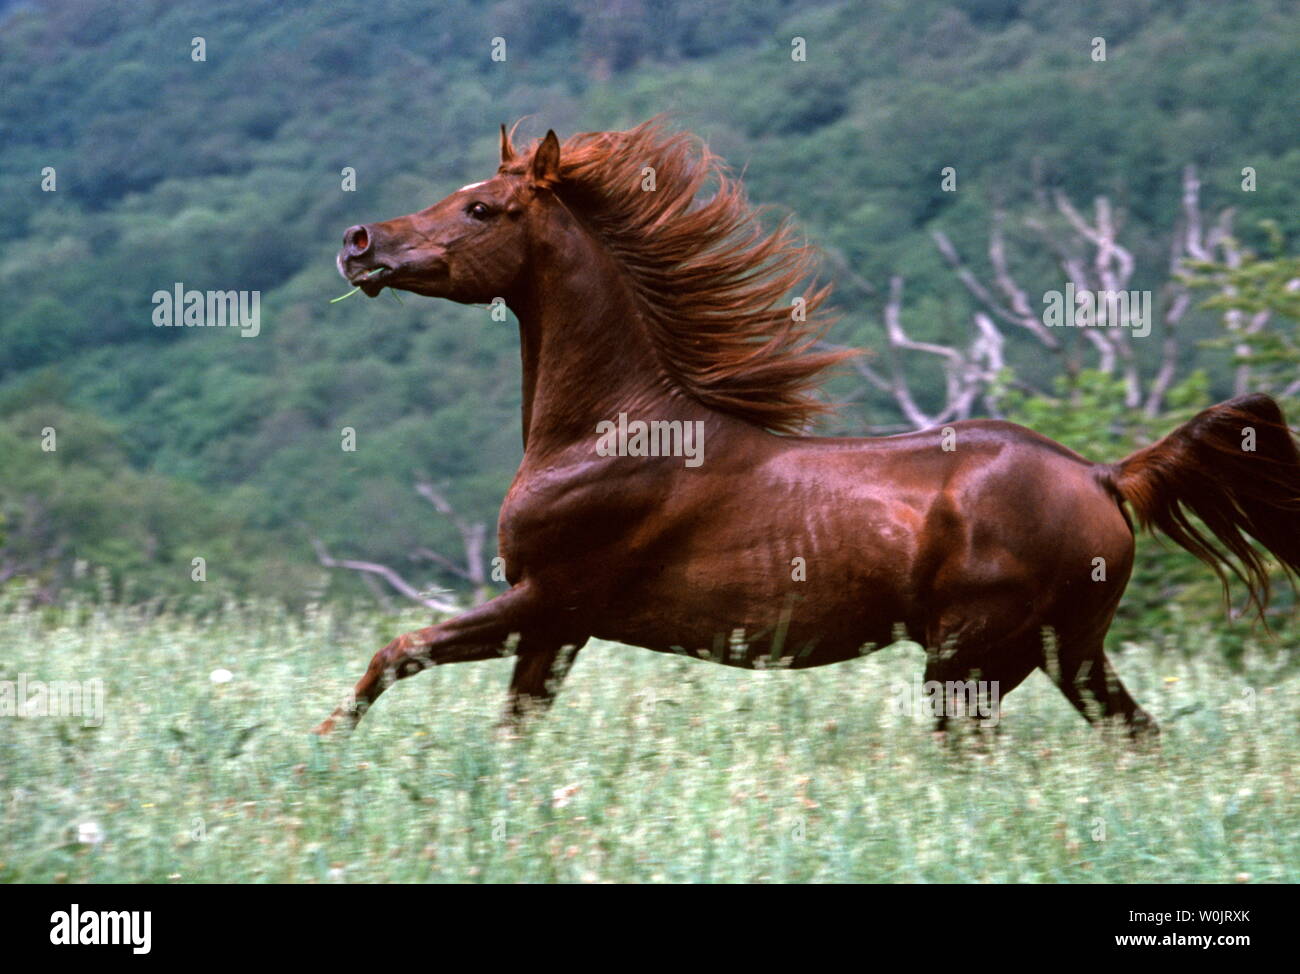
[512,223,704,455]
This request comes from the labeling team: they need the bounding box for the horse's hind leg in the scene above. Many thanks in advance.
[1043,633,1158,741]
[498,639,587,730]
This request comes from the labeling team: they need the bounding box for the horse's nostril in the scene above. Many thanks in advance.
[344,225,371,256]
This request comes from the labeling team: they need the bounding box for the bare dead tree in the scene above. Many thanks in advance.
[312,480,491,611]
[311,537,460,614]
[870,276,1007,429]
[1177,174,1278,397]
[847,165,1252,429]
[412,481,490,603]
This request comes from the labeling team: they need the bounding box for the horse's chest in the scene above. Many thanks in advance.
[495,491,552,574]
[496,470,640,578]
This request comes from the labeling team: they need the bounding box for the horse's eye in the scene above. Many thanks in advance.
[467,202,492,220]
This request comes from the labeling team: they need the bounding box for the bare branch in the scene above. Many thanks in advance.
[312,538,460,614]
[880,277,934,428]
[934,228,1060,349]
[411,546,475,582]
[415,481,488,590]
[1181,166,1210,262]
[1145,286,1188,417]
[988,213,1042,330]
[877,277,1008,428]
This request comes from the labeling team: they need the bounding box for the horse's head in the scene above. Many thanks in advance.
[337,126,561,303]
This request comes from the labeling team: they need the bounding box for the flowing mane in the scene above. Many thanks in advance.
[505,119,855,433]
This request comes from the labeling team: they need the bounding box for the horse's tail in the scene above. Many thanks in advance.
[1108,393,1300,618]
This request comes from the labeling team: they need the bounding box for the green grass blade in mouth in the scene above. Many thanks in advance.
[330,268,387,304]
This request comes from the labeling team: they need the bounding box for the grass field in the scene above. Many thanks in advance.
[1,588,1296,883]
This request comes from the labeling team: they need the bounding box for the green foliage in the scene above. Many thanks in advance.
[0,399,315,606]
[1008,371,1133,454]
[1,0,1297,612]
[1001,369,1210,460]
[1182,235,1300,398]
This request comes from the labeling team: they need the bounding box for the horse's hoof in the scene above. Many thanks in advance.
[493,719,522,742]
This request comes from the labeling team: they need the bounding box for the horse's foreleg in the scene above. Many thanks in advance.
[313,585,539,735]
[922,604,1039,741]
[497,639,587,731]
[922,648,1036,740]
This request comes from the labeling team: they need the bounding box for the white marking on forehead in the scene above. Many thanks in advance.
[457,180,487,193]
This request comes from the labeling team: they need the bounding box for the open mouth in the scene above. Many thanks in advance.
[331,258,403,304]
[333,250,445,304]
[350,265,394,297]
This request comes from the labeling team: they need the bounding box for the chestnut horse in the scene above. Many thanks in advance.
[317,120,1300,739]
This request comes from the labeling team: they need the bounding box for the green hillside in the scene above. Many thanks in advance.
[1,0,1297,612]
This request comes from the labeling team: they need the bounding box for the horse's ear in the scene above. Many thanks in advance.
[530,130,561,188]
[499,123,515,164]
